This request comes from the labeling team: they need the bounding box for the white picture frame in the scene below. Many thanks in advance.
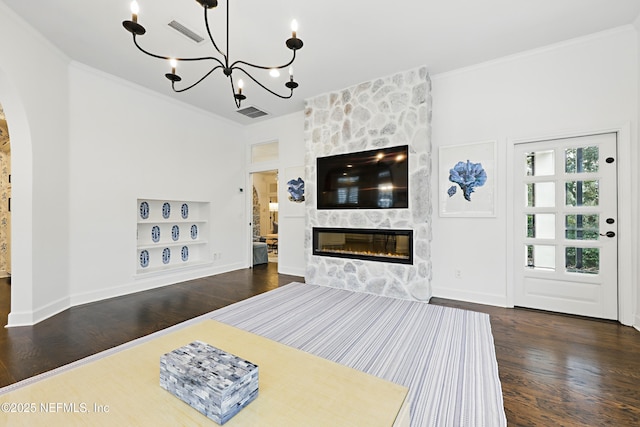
[439,141,496,217]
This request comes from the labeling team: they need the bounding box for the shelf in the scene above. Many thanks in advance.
[136,199,210,276]
[137,219,208,225]
[137,240,208,251]
[136,260,213,276]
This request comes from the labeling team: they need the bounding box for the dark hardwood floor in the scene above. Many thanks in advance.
[0,264,301,388]
[1,267,639,426]
[430,297,640,426]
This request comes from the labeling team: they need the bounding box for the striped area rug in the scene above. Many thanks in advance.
[210,282,506,427]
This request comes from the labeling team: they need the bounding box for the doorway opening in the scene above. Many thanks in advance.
[251,170,278,265]
[0,102,12,324]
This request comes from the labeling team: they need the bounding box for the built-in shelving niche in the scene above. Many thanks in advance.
[136,199,210,275]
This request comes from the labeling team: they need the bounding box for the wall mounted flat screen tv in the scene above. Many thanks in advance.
[317,145,409,209]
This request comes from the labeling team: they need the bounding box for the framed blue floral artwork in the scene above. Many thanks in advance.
[439,141,496,217]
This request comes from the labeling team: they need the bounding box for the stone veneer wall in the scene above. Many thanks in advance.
[304,66,432,300]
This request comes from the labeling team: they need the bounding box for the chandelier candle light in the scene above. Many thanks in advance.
[122,0,303,108]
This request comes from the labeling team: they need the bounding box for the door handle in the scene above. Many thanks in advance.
[599,231,615,238]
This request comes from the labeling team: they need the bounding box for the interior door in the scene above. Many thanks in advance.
[514,133,618,319]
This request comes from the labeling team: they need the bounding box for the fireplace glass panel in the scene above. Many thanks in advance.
[313,228,413,264]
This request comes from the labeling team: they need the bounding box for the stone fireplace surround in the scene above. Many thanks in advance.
[304,66,432,301]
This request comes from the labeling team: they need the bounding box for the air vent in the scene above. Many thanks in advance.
[168,20,205,43]
[237,106,269,119]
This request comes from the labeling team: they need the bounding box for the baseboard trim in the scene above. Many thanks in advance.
[7,296,71,327]
[6,263,245,327]
[70,262,244,308]
[431,286,507,308]
[278,265,305,277]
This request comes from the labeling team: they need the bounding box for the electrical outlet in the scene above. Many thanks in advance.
[454,269,462,279]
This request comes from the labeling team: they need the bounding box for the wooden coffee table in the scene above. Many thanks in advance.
[0,320,409,426]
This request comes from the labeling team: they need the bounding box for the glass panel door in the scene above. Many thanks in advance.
[514,133,618,320]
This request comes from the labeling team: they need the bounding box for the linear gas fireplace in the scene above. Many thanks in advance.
[312,227,413,265]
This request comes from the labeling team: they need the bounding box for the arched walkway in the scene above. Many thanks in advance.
[0,68,35,327]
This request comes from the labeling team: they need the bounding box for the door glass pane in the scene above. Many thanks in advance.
[526,182,555,207]
[526,150,554,176]
[526,214,555,239]
[566,180,599,206]
[565,247,599,274]
[526,244,555,270]
[565,146,599,174]
[565,214,599,240]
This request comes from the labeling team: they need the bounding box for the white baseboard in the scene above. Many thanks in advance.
[431,286,508,307]
[7,295,71,327]
[6,311,34,327]
[635,314,640,333]
[70,262,244,308]
[278,264,305,278]
[6,262,245,327]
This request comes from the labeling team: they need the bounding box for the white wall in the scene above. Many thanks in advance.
[68,63,247,307]
[0,0,250,325]
[431,27,638,324]
[0,2,71,325]
[244,112,306,277]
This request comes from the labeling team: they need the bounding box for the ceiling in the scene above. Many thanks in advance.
[4,0,640,125]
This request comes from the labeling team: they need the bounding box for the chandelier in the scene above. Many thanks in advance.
[122,0,303,108]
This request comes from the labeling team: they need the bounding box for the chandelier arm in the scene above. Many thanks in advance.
[171,66,224,93]
[132,35,226,68]
[229,49,297,71]
[233,67,294,100]
[203,4,228,63]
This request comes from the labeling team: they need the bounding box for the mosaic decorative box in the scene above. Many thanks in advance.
[160,340,259,425]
